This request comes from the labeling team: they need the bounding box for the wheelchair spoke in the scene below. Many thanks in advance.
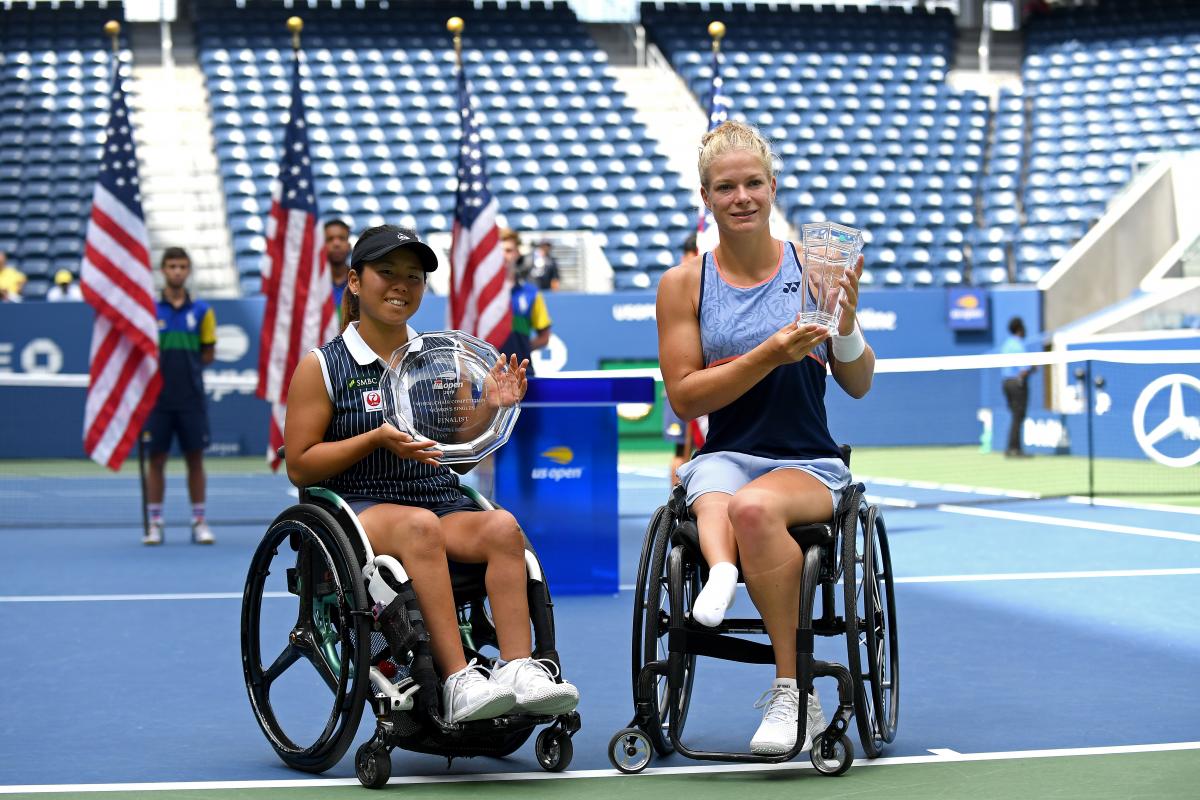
[261,643,301,686]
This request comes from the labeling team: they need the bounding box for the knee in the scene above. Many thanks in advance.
[727,491,778,545]
[385,509,444,559]
[480,511,525,560]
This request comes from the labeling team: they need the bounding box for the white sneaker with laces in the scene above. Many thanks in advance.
[143,519,163,546]
[191,519,215,545]
[749,681,825,755]
[491,657,580,715]
[442,660,516,724]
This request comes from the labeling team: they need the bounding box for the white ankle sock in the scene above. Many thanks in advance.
[692,562,738,627]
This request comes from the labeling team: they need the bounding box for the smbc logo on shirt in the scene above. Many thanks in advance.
[347,377,379,389]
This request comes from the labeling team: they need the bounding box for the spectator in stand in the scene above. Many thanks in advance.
[527,240,560,291]
[0,251,26,302]
[46,269,84,302]
[325,219,352,314]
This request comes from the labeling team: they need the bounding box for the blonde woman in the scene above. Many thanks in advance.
[656,121,875,755]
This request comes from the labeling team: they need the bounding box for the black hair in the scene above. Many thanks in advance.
[1008,316,1026,335]
[161,246,191,265]
[324,219,350,234]
[682,232,699,257]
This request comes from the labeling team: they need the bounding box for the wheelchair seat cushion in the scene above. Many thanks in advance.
[673,518,836,571]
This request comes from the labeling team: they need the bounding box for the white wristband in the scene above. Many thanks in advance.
[832,323,866,363]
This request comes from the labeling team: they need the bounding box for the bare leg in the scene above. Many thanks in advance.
[358,505,467,677]
[441,509,532,661]
[729,470,833,679]
[690,492,739,626]
[183,450,206,506]
[146,452,168,505]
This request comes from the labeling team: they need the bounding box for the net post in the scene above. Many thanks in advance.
[1085,360,1095,505]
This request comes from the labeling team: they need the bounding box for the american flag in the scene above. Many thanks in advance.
[80,66,161,470]
[449,66,510,349]
[696,43,731,252]
[256,53,336,469]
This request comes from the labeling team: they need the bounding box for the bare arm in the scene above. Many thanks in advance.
[828,253,875,399]
[656,262,831,420]
[283,352,441,487]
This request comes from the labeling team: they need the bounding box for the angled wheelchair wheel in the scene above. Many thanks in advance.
[241,504,373,773]
[841,495,899,758]
[630,506,696,756]
[866,505,900,743]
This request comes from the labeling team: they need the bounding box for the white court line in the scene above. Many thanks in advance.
[937,504,1200,544]
[858,475,1041,500]
[864,494,918,508]
[895,567,1200,583]
[1066,496,1200,516]
[1,741,1197,793]
[0,592,291,603]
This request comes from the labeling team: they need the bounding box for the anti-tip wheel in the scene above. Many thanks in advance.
[535,727,573,772]
[810,733,854,777]
[355,742,391,789]
[608,728,653,774]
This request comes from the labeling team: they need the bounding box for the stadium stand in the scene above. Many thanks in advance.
[1015,0,1200,282]
[192,0,695,287]
[641,2,990,287]
[0,1,125,300]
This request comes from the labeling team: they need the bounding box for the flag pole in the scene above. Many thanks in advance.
[288,14,303,51]
[447,15,464,333]
[708,19,725,57]
[448,15,464,69]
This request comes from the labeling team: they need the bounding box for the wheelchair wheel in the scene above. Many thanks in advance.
[630,506,696,756]
[241,504,373,773]
[865,505,900,743]
[841,496,899,758]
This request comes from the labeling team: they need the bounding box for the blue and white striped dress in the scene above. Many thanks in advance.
[313,322,462,506]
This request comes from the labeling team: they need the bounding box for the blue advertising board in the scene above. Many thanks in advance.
[0,287,1041,459]
[946,287,990,331]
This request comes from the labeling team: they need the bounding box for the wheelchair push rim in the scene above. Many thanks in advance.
[841,494,899,757]
[631,505,696,756]
[241,503,373,773]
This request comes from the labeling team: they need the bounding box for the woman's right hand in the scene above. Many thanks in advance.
[765,321,830,366]
[373,422,443,466]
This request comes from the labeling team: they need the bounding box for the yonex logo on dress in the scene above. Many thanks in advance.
[782,281,802,293]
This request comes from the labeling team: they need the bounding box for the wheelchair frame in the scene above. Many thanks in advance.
[609,479,899,776]
[240,484,580,789]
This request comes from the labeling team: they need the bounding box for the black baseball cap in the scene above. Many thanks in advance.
[350,225,439,272]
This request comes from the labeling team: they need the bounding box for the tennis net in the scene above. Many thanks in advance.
[0,347,1197,530]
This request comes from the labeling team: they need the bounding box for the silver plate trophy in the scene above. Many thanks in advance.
[799,222,865,334]
[380,331,520,465]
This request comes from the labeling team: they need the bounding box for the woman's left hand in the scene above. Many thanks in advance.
[837,253,865,336]
[487,353,529,408]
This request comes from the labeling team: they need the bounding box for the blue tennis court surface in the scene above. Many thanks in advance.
[1,466,1198,787]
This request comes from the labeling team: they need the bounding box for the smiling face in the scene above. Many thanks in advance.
[700,149,777,235]
[349,248,426,326]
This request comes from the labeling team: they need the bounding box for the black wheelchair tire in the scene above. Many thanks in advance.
[868,507,900,743]
[841,492,889,759]
[241,503,373,773]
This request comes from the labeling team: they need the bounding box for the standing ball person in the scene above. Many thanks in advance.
[143,247,217,546]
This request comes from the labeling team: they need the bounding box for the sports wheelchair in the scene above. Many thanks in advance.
[240,483,580,789]
[608,457,899,776]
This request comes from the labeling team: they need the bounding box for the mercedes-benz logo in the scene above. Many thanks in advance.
[1132,373,1200,467]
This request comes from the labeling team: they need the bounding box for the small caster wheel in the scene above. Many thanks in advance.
[535,727,573,772]
[810,733,854,777]
[355,742,391,789]
[608,727,652,774]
